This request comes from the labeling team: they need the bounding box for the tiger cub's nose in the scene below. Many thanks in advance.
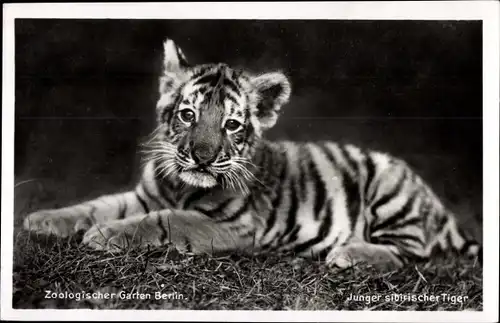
[191,142,219,166]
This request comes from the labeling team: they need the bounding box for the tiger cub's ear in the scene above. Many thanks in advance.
[163,38,190,72]
[159,39,190,94]
[251,72,291,129]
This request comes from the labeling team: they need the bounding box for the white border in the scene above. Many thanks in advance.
[2,2,499,322]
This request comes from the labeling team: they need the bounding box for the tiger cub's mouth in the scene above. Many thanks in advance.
[178,168,218,188]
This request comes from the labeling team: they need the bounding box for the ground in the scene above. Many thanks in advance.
[12,180,483,311]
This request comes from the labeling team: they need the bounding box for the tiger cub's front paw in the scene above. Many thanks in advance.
[23,209,92,238]
[82,215,164,252]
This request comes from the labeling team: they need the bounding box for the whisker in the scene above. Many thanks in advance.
[142,145,177,153]
[156,161,178,179]
[231,157,264,170]
[139,127,163,147]
[224,171,238,192]
[227,168,250,195]
[230,161,269,191]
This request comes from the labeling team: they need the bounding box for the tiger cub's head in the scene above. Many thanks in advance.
[150,38,290,190]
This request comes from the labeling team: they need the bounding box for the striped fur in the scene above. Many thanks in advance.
[24,38,481,269]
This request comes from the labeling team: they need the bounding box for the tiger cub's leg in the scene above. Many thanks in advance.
[347,159,432,268]
[82,209,254,253]
[24,190,149,238]
[327,159,431,270]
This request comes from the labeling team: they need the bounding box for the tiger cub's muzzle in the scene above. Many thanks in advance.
[190,140,221,166]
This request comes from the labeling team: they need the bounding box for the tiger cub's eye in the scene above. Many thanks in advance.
[224,119,242,132]
[179,109,195,123]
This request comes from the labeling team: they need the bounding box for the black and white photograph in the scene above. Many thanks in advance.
[2,2,499,322]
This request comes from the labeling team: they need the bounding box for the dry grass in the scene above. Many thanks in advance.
[12,232,483,310]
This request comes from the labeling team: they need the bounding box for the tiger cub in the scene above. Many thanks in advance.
[24,38,481,269]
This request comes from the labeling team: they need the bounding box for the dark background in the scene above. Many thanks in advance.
[14,19,482,238]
